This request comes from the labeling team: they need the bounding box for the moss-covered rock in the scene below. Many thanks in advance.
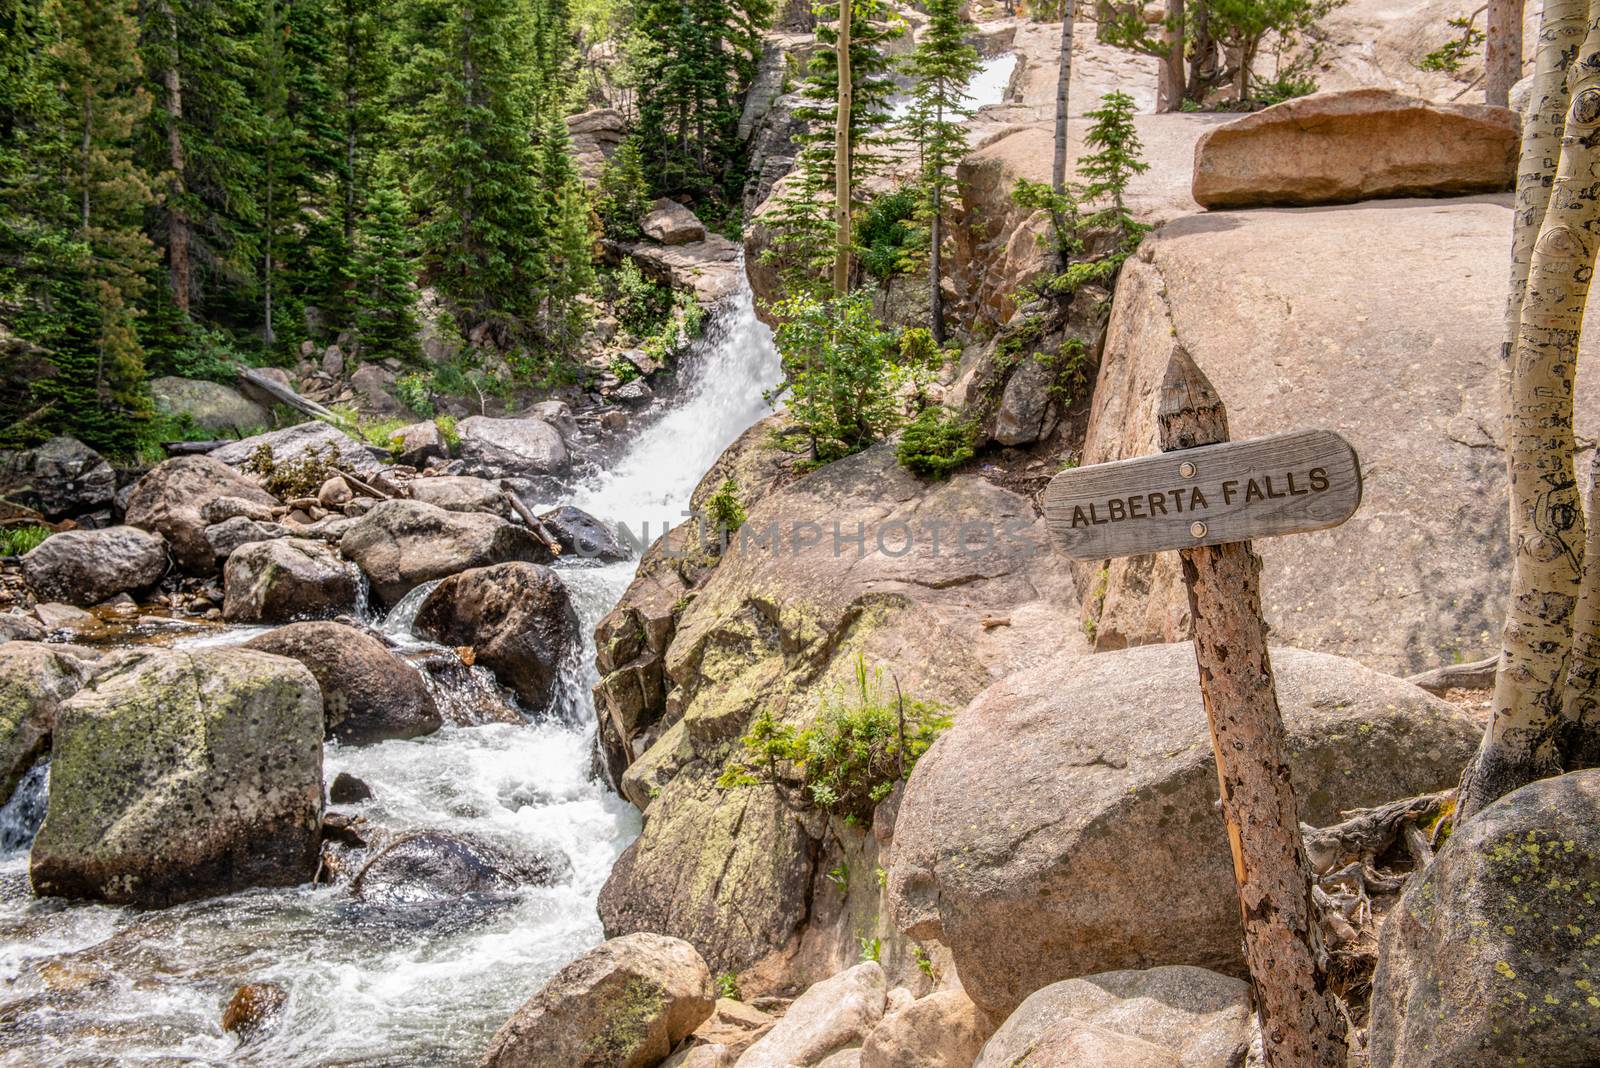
[480,932,715,1068]
[1369,769,1600,1068]
[0,642,91,805]
[29,648,323,906]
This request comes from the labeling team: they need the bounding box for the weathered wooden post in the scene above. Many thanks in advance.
[1042,351,1362,1068]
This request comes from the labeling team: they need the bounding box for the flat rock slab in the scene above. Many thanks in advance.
[1192,88,1517,209]
[1080,197,1600,675]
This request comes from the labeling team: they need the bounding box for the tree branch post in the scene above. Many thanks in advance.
[833,0,853,296]
[1157,350,1347,1068]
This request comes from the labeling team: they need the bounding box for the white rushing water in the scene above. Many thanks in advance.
[0,273,783,1068]
[889,51,1016,119]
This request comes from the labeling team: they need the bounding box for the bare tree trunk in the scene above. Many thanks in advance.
[1501,0,1585,421]
[1486,0,1527,107]
[929,104,945,344]
[1460,8,1600,821]
[833,0,853,297]
[1187,0,1216,103]
[1160,351,1347,1068]
[1562,451,1600,767]
[1052,0,1074,193]
[1156,0,1185,112]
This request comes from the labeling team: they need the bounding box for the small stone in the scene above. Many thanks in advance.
[222,982,289,1038]
[329,771,374,804]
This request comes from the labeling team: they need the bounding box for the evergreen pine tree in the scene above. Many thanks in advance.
[535,112,593,356]
[901,0,979,341]
[353,174,421,364]
[595,135,653,241]
[36,0,156,456]
[633,0,772,205]
[399,0,548,341]
[1079,89,1148,215]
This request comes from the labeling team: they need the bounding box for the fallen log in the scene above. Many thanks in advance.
[1405,655,1498,694]
[237,367,343,423]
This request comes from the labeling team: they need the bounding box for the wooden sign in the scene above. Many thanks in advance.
[1042,429,1362,561]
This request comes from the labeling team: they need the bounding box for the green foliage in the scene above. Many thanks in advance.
[353,174,423,366]
[826,861,850,891]
[705,478,746,535]
[914,945,934,978]
[1254,71,1319,106]
[1207,0,1344,99]
[717,654,952,821]
[769,289,901,464]
[395,371,433,416]
[1079,91,1149,213]
[608,260,673,339]
[538,113,597,358]
[856,188,920,280]
[858,935,881,963]
[595,136,653,241]
[434,413,461,448]
[896,407,975,479]
[715,972,741,1001]
[632,0,773,209]
[242,442,340,497]
[0,526,51,557]
[1419,11,1485,73]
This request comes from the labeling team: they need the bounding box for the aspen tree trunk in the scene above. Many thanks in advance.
[1501,0,1585,420]
[1460,5,1600,821]
[1486,0,1526,107]
[1160,351,1346,1068]
[1561,451,1600,767]
[833,0,853,296]
[1157,0,1184,112]
[1052,0,1075,193]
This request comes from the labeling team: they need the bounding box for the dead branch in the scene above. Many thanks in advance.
[1405,655,1498,694]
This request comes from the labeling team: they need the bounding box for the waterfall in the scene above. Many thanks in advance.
[0,269,785,1068]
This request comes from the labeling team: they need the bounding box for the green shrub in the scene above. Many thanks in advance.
[896,407,975,479]
[1418,12,1485,73]
[857,188,921,280]
[715,972,741,1001]
[595,137,653,242]
[243,443,341,498]
[609,260,673,340]
[395,371,434,417]
[0,525,51,557]
[769,290,902,465]
[717,655,951,821]
[434,414,461,449]
[1255,72,1319,106]
[705,479,746,536]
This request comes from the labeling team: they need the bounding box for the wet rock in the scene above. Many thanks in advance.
[222,982,289,1038]
[209,421,385,479]
[321,811,369,848]
[456,416,568,479]
[642,197,708,245]
[0,614,45,643]
[20,526,168,606]
[124,456,279,574]
[328,771,373,804]
[413,562,578,714]
[350,830,567,907]
[149,376,270,435]
[736,962,887,1068]
[244,621,440,743]
[0,436,115,519]
[29,648,324,906]
[614,379,654,404]
[340,499,552,606]
[408,475,507,515]
[32,602,93,631]
[972,966,1253,1068]
[204,515,293,564]
[1192,88,1516,209]
[1368,769,1600,1068]
[481,932,716,1068]
[888,643,1480,1021]
[860,989,986,1068]
[0,642,89,805]
[223,538,359,623]
[539,505,629,562]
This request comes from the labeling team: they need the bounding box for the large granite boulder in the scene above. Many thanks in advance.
[481,933,716,1068]
[1079,198,1600,675]
[860,989,986,1068]
[124,455,278,574]
[149,376,270,435]
[1192,89,1517,209]
[456,416,568,479]
[887,642,1480,1021]
[244,622,441,743]
[597,442,1082,992]
[567,107,628,181]
[540,505,630,562]
[222,537,359,622]
[204,515,294,564]
[0,642,90,805]
[0,436,115,519]
[736,962,887,1068]
[209,421,385,479]
[972,966,1253,1068]
[29,648,323,906]
[20,526,168,606]
[338,499,552,606]
[408,475,507,514]
[1368,770,1600,1068]
[413,562,578,715]
[642,198,707,245]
